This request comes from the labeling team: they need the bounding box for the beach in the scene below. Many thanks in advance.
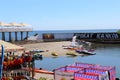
[18,41,81,57]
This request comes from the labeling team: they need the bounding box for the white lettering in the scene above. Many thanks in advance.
[77,33,119,39]
[97,34,101,39]
[100,34,104,38]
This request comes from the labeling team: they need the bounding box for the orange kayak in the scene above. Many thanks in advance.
[23,68,54,75]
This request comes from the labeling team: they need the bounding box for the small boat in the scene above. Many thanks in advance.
[62,45,73,49]
[34,53,43,60]
[51,52,58,56]
[66,52,77,56]
[31,50,45,53]
[62,45,78,50]
[34,68,54,74]
[76,49,96,55]
[23,68,54,74]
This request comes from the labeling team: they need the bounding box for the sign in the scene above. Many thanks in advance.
[43,34,54,39]
[75,33,120,39]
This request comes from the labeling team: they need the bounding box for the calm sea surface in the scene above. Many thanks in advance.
[35,43,120,78]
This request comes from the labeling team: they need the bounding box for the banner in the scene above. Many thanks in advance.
[75,33,120,39]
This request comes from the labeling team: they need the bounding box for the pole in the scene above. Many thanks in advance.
[32,53,35,79]
[15,32,18,41]
[0,45,4,79]
[21,32,23,40]
[2,32,5,41]
[9,32,12,42]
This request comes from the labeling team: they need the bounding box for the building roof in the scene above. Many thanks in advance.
[0,40,25,52]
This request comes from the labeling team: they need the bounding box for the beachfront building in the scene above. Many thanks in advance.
[0,40,34,80]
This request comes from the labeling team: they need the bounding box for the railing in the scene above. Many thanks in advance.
[0,27,33,32]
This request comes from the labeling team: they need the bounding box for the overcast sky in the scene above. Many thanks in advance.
[0,0,120,30]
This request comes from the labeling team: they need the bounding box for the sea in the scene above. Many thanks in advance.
[0,29,120,78]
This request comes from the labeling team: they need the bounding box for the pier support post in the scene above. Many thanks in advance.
[2,32,5,41]
[9,32,12,42]
[15,32,18,41]
[26,32,29,38]
[21,32,23,40]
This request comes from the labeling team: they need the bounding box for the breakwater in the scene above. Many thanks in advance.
[39,32,120,43]
[1,29,120,43]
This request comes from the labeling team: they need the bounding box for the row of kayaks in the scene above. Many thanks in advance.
[31,50,45,53]
[62,45,78,50]
[3,53,43,67]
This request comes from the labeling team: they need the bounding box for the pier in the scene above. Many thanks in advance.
[0,27,33,41]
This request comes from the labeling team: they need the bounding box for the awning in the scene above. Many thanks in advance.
[0,40,25,52]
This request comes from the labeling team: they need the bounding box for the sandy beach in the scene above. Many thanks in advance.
[18,41,82,57]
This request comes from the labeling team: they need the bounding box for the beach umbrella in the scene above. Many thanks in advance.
[0,22,4,26]
[3,23,12,27]
[0,22,12,27]
[0,22,6,27]
[9,22,23,27]
[20,23,32,27]
[0,22,5,26]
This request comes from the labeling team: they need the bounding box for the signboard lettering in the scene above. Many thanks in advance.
[75,33,120,39]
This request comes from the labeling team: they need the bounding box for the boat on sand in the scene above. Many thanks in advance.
[76,49,96,55]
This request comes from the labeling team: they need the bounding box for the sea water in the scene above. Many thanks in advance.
[35,43,120,78]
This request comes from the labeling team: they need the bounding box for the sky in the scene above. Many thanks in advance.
[0,0,120,30]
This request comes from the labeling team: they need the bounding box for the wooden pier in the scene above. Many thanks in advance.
[0,27,33,41]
